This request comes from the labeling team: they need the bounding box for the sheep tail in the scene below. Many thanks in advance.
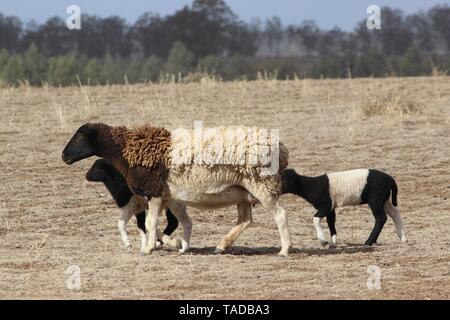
[390,179,398,207]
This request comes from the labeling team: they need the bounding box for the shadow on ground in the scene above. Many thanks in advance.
[184,244,376,256]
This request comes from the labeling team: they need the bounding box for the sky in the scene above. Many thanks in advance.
[0,0,448,31]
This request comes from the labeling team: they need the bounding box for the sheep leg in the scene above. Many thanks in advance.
[215,202,252,254]
[168,201,191,254]
[118,209,135,249]
[163,208,179,236]
[241,184,291,256]
[136,210,179,250]
[141,197,163,255]
[135,211,149,250]
[384,201,407,243]
[365,201,387,246]
[326,210,337,247]
[273,202,291,256]
[314,207,331,247]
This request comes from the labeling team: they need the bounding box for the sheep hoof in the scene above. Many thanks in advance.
[156,240,162,248]
[214,247,225,254]
[328,243,337,249]
[319,240,329,247]
[175,238,182,249]
[178,248,189,254]
[124,243,132,250]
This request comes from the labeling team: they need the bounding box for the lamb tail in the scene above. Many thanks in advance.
[391,179,398,207]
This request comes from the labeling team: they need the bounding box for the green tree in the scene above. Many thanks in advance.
[355,49,388,77]
[23,43,48,85]
[141,55,164,81]
[0,49,10,75]
[398,46,430,76]
[102,54,123,84]
[2,55,25,85]
[226,56,252,80]
[47,54,79,86]
[83,58,103,85]
[164,41,195,76]
[197,55,226,74]
[310,55,344,78]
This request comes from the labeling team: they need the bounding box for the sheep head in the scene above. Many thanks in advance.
[62,123,105,165]
[85,159,109,182]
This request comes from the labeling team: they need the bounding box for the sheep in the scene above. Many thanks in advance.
[62,123,291,256]
[281,168,407,247]
[85,159,180,250]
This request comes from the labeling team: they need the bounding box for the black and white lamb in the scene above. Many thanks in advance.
[281,168,407,246]
[85,159,180,250]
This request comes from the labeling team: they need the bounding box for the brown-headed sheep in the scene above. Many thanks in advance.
[62,123,291,256]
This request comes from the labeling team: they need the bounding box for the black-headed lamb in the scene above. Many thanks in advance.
[85,159,180,250]
[281,168,407,246]
[62,123,291,256]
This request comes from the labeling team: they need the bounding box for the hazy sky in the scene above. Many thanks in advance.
[0,0,448,30]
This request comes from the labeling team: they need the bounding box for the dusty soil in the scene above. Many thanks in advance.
[0,77,449,299]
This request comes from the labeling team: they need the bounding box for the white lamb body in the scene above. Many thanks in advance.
[327,169,369,208]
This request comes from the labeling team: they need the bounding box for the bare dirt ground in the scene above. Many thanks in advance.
[0,77,449,299]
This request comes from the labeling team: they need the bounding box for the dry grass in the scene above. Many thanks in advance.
[0,77,449,300]
[360,87,421,118]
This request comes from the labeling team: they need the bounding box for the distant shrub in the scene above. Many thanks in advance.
[164,41,195,76]
[23,43,48,86]
[354,50,388,77]
[398,46,431,76]
[197,55,226,75]
[83,58,104,85]
[310,55,353,78]
[47,54,79,86]
[141,55,164,82]
[2,55,25,85]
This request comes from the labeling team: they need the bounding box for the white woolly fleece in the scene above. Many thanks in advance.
[170,125,282,172]
[327,169,369,208]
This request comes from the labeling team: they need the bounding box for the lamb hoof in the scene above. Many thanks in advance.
[214,247,225,254]
[140,246,154,255]
[175,238,182,249]
[278,249,289,257]
[329,243,337,249]
[401,237,408,244]
[156,241,162,248]
[178,248,189,254]
[124,243,132,250]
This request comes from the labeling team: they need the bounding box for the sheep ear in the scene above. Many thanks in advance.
[78,123,98,136]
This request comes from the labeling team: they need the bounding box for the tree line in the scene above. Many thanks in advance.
[0,0,449,86]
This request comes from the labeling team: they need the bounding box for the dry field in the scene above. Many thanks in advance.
[0,77,449,299]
